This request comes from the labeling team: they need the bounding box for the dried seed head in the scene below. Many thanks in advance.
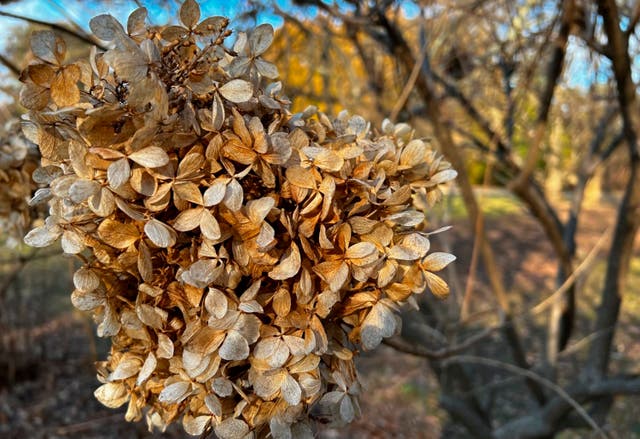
[0,121,44,247]
[21,2,456,438]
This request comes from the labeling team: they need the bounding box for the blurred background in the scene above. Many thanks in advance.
[1,0,640,437]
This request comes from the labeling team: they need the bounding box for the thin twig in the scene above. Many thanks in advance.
[384,324,495,360]
[443,355,608,438]
[530,224,612,316]
[0,248,62,265]
[0,53,20,76]
[52,414,124,435]
[389,39,428,122]
[0,10,106,50]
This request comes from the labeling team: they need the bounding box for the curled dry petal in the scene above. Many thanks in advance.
[94,382,129,408]
[422,252,456,271]
[269,242,301,280]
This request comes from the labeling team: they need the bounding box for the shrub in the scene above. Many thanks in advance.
[22,1,456,437]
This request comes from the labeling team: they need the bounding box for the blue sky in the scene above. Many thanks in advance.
[0,0,633,98]
[0,0,291,103]
[0,0,287,41]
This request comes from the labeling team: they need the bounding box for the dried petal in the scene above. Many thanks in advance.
[144,219,176,248]
[249,24,274,56]
[422,252,456,271]
[90,14,125,41]
[61,230,85,254]
[282,374,302,406]
[51,65,80,107]
[218,79,253,103]
[203,178,228,206]
[95,383,128,408]
[98,219,139,249]
[219,330,249,361]
[30,30,65,64]
[183,414,210,436]
[129,146,170,168]
[24,225,61,247]
[136,353,157,385]
[173,207,204,231]
[108,158,131,189]
[73,267,100,293]
[214,418,249,439]
[108,356,141,381]
[158,381,191,404]
[269,242,301,280]
[361,302,397,350]
[180,0,200,28]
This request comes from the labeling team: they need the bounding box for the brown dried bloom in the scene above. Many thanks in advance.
[22,1,457,437]
[0,121,43,247]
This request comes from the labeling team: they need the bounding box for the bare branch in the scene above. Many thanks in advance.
[531,225,612,316]
[440,394,493,438]
[504,7,573,328]
[586,0,640,380]
[625,2,640,38]
[360,7,548,405]
[445,355,608,439]
[432,66,570,272]
[495,375,640,438]
[0,10,106,50]
[0,53,19,76]
[389,39,427,122]
[384,325,495,360]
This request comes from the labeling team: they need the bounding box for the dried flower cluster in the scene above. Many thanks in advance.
[0,121,42,247]
[22,1,456,437]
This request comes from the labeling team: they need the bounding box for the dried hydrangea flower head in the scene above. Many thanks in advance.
[0,120,42,247]
[21,1,456,437]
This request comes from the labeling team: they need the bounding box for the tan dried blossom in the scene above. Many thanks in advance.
[21,1,457,438]
[0,121,43,247]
